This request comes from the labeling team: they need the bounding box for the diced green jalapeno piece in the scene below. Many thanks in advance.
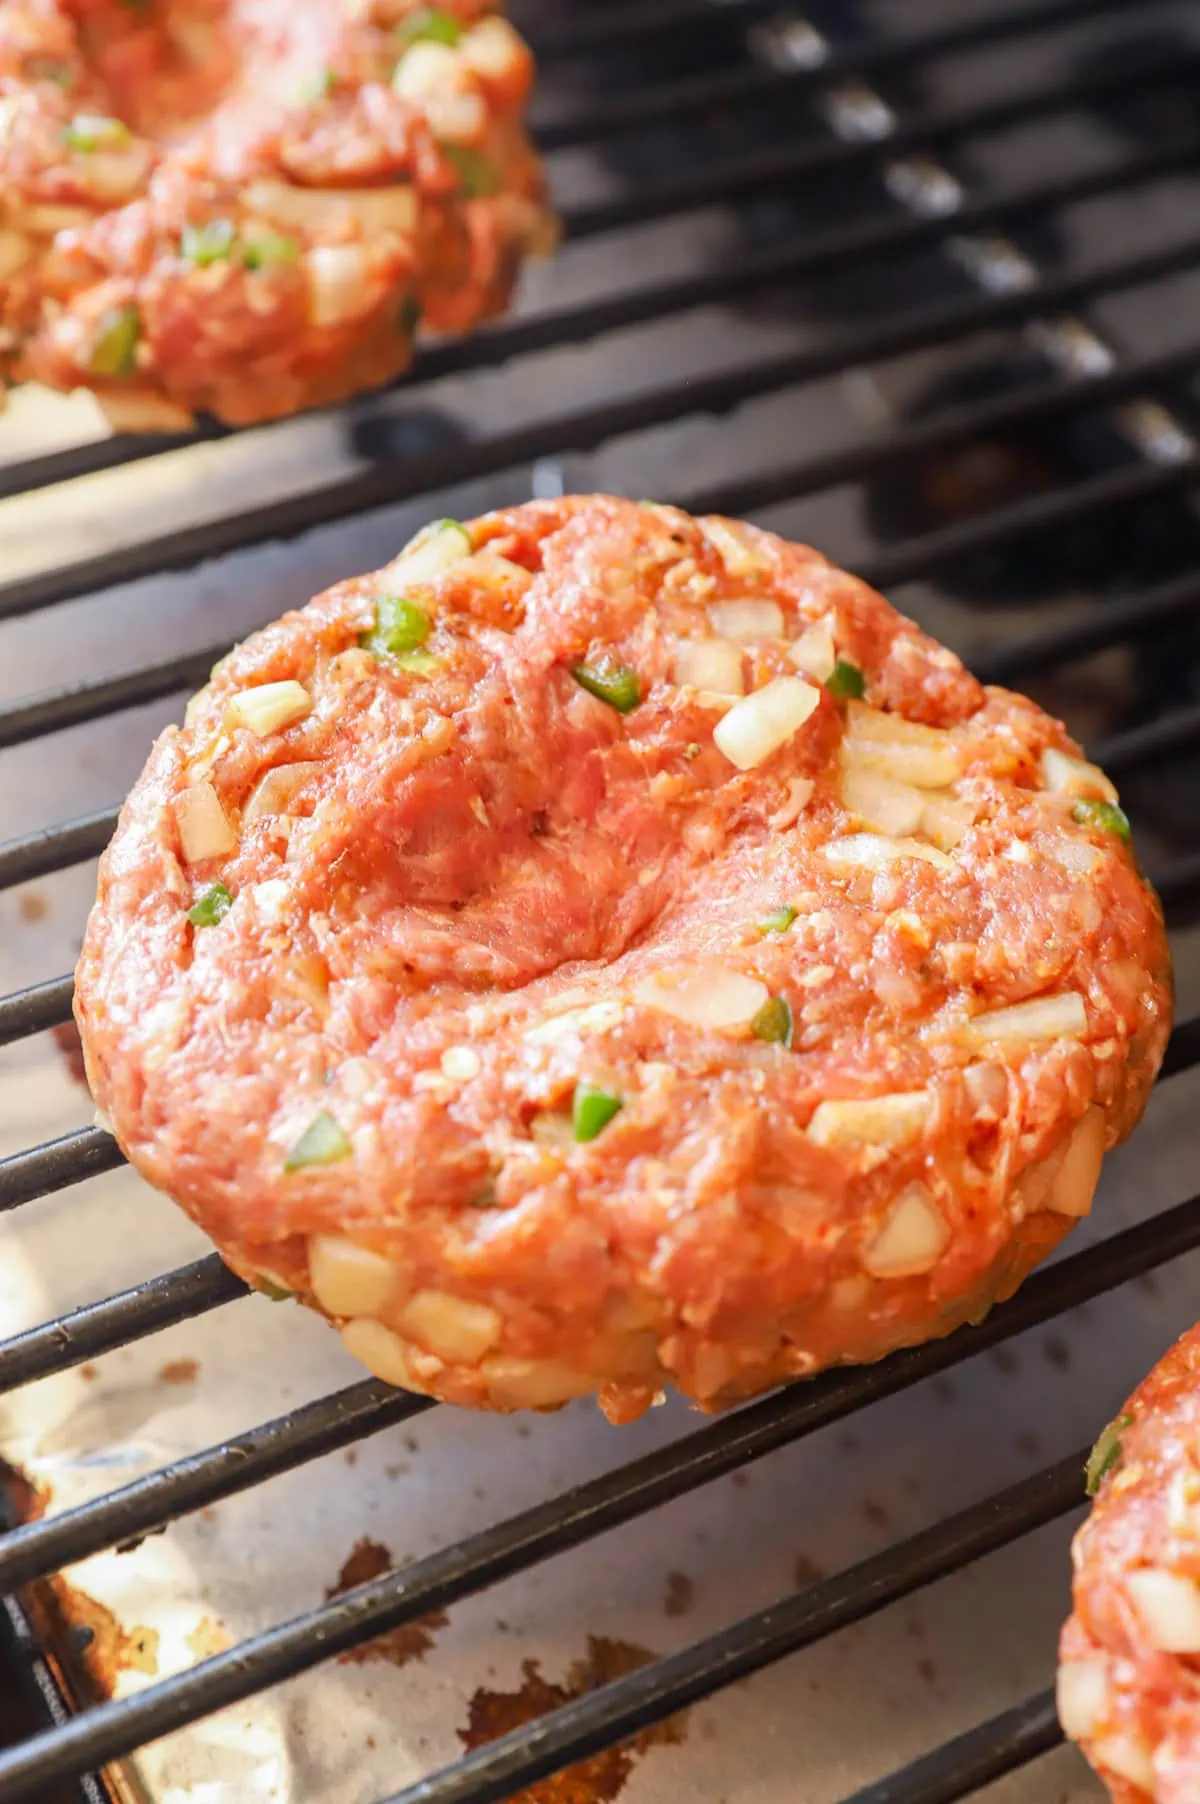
[1085,1412,1134,1496]
[88,305,140,376]
[1071,798,1131,841]
[181,218,237,267]
[441,143,500,197]
[572,1081,623,1143]
[251,1278,293,1301]
[825,658,865,701]
[361,595,431,659]
[572,660,641,714]
[394,649,441,676]
[750,995,793,1046]
[242,230,300,270]
[186,881,233,927]
[64,112,129,151]
[756,905,796,937]
[396,8,464,47]
[283,1109,352,1171]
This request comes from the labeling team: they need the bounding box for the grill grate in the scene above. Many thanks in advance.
[2,0,1200,1799]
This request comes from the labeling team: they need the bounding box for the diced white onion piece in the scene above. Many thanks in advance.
[844,702,963,788]
[1126,1568,1200,1652]
[459,551,534,598]
[244,178,417,237]
[712,676,820,770]
[674,637,744,696]
[461,15,526,79]
[310,1236,397,1318]
[529,1111,575,1151]
[482,1353,594,1408]
[174,781,237,863]
[393,38,461,100]
[920,792,974,851]
[1092,1735,1155,1792]
[807,1091,931,1149]
[228,680,311,738]
[427,87,488,142]
[243,760,322,822]
[380,519,472,588]
[963,1061,1007,1117]
[307,244,370,327]
[96,388,195,433]
[20,203,96,234]
[1041,746,1119,804]
[703,518,771,577]
[440,1045,480,1079]
[1043,834,1101,876]
[523,1001,625,1045]
[706,598,785,642]
[1046,1106,1105,1218]
[965,992,1088,1046]
[341,1318,431,1394]
[1056,1661,1110,1741]
[81,148,148,202]
[252,879,289,923]
[862,1182,949,1278]
[633,966,769,1031]
[0,228,32,280]
[841,766,926,837]
[824,832,954,874]
[789,624,836,681]
[398,1289,502,1364]
[770,776,815,829]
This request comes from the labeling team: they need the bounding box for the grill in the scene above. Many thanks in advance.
[2,0,1200,1799]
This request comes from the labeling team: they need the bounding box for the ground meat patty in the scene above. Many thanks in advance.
[74,497,1172,1421]
[0,1,549,427]
[1060,1330,1200,1803]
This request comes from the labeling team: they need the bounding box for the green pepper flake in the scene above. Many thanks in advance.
[1086,1411,1134,1496]
[394,648,441,676]
[396,7,464,48]
[88,304,140,376]
[283,1109,352,1171]
[64,112,129,151]
[825,658,866,701]
[186,881,233,927]
[241,229,300,270]
[250,1278,293,1301]
[440,143,500,197]
[1071,798,1131,841]
[398,293,422,336]
[756,904,796,937]
[966,1296,994,1329]
[572,659,641,714]
[181,217,237,267]
[572,1080,624,1144]
[362,594,431,658]
[750,994,793,1046]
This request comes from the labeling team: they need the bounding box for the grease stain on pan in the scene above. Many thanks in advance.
[459,1636,688,1804]
[325,1538,448,1670]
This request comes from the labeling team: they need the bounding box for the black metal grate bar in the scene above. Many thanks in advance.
[380,1457,1086,1804]
[532,0,1133,150]
[557,45,1200,241]
[0,1592,108,1804]
[976,566,1200,688]
[0,1421,1087,1801]
[0,1382,431,1592]
[11,301,1200,765]
[0,1257,243,1396]
[9,227,1200,626]
[0,811,116,893]
[8,130,1196,507]
[2,1155,1200,1602]
[0,1130,124,1214]
[0,976,76,1049]
[842,1692,1061,1804]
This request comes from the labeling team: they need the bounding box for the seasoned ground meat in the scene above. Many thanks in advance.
[1060,1330,1200,1803]
[0,1,549,427]
[74,497,1172,1420]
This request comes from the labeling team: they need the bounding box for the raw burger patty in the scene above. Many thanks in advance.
[74,496,1172,1421]
[1061,1330,1200,1804]
[0,1,549,427]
